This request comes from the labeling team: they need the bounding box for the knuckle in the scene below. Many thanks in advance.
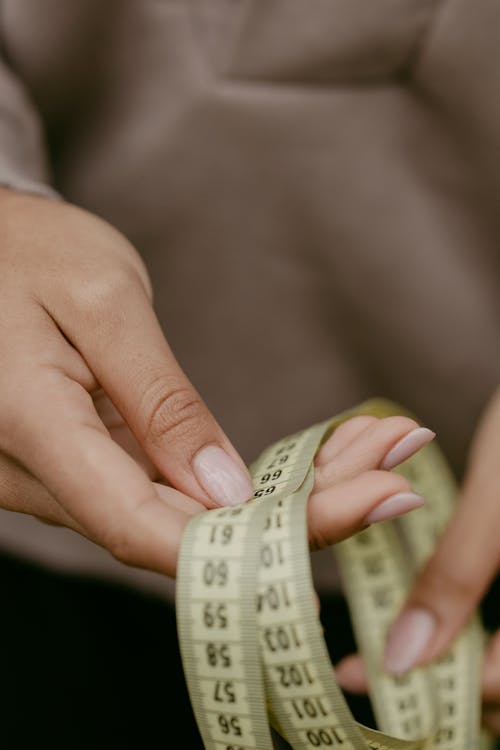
[71,266,138,323]
[313,462,334,489]
[142,377,208,448]
[99,522,136,566]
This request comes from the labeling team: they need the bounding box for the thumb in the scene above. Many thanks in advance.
[383,394,500,675]
[49,270,254,508]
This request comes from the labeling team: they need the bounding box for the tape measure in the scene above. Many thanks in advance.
[176,398,493,750]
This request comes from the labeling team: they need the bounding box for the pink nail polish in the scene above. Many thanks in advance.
[381,428,436,471]
[193,445,254,506]
[363,492,425,525]
[384,608,436,674]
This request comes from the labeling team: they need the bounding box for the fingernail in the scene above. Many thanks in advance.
[381,428,436,471]
[363,492,425,525]
[193,445,254,506]
[384,608,436,674]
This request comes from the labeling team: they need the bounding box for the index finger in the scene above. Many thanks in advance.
[8,368,204,578]
[44,270,253,507]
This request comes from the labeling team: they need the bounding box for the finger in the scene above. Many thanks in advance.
[334,654,369,694]
[0,451,83,530]
[315,417,379,465]
[5,367,203,578]
[44,276,253,508]
[307,469,424,549]
[153,480,205,517]
[482,630,500,704]
[383,393,500,676]
[0,445,202,532]
[93,389,158,478]
[314,416,435,492]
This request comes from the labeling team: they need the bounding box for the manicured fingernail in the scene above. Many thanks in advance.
[381,428,436,471]
[363,492,425,525]
[193,445,254,506]
[384,608,436,674]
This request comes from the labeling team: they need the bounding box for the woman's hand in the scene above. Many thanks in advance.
[335,387,500,734]
[308,414,434,547]
[0,187,435,578]
[0,188,255,576]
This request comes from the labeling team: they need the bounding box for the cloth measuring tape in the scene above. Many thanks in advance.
[176,398,493,750]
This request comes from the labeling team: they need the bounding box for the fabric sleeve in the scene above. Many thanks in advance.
[0,44,60,200]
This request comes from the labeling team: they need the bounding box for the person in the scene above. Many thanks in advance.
[1,1,500,745]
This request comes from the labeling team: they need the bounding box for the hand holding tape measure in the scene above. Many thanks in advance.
[176,399,496,750]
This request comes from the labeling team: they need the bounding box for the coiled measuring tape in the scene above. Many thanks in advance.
[176,398,493,750]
